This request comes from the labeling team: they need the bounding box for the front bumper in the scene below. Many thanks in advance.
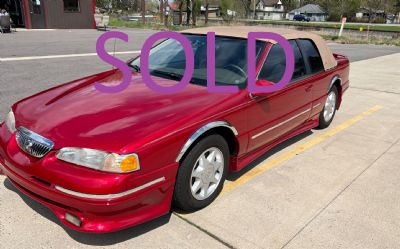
[0,125,179,233]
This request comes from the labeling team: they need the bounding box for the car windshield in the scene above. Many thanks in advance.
[130,34,266,88]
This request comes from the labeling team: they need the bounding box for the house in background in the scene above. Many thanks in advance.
[288,4,328,21]
[200,4,220,18]
[355,7,386,23]
[386,13,400,24]
[254,0,285,21]
[0,0,95,29]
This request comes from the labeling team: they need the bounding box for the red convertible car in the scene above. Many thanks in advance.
[0,27,349,233]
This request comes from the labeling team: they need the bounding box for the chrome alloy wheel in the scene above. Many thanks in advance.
[190,147,224,201]
[323,91,337,123]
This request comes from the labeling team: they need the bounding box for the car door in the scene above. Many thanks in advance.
[296,39,331,117]
[246,40,313,153]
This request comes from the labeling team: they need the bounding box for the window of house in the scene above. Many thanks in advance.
[258,40,307,83]
[64,0,80,12]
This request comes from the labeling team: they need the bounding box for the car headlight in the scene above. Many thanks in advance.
[56,148,140,173]
[5,110,16,133]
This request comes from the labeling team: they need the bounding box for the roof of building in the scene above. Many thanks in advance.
[289,4,326,14]
[357,7,385,14]
[260,0,282,6]
[182,26,337,70]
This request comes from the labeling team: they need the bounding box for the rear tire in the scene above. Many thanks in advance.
[318,85,338,129]
[173,134,229,212]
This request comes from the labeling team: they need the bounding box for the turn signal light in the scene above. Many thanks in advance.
[120,155,139,172]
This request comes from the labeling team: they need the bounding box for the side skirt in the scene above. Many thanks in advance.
[229,119,319,172]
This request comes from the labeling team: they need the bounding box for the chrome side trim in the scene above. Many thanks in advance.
[55,177,166,200]
[313,103,322,109]
[328,76,341,92]
[175,121,238,162]
[251,109,311,140]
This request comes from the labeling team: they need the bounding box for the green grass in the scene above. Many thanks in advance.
[242,19,400,32]
[321,34,400,46]
[110,17,400,33]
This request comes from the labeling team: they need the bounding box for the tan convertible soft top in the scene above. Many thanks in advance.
[182,26,337,71]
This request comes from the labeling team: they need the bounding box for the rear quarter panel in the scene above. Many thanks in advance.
[310,53,350,117]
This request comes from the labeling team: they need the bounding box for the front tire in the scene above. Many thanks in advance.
[318,85,338,129]
[173,134,229,211]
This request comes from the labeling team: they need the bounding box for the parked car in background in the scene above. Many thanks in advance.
[294,14,311,22]
[0,26,349,233]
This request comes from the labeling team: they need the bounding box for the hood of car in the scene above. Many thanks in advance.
[13,70,237,152]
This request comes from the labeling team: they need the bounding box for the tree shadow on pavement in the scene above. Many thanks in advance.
[3,179,172,246]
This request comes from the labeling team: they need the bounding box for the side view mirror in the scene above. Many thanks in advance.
[250,79,274,97]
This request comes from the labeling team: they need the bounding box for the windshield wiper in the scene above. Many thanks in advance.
[128,64,141,72]
[151,70,182,81]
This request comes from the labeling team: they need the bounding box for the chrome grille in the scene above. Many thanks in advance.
[16,127,54,158]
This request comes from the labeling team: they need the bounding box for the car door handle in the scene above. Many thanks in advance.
[305,85,313,92]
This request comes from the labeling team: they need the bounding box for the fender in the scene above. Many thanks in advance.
[328,75,342,92]
[175,121,238,162]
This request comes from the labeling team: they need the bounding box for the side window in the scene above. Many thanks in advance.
[297,39,324,74]
[258,40,306,83]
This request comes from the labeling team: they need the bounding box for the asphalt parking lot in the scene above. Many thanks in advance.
[0,29,400,249]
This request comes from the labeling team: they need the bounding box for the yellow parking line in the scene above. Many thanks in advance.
[221,105,383,195]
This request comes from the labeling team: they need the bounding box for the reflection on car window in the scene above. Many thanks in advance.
[297,39,324,74]
[130,35,265,87]
[258,40,306,83]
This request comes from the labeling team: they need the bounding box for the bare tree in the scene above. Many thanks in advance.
[193,0,197,25]
[141,0,145,24]
[281,0,300,11]
[164,0,168,26]
[205,0,209,24]
[159,0,164,23]
[363,0,385,22]
[179,1,184,25]
[186,0,192,25]
[239,0,252,18]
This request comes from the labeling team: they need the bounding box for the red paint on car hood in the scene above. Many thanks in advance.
[14,71,233,153]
